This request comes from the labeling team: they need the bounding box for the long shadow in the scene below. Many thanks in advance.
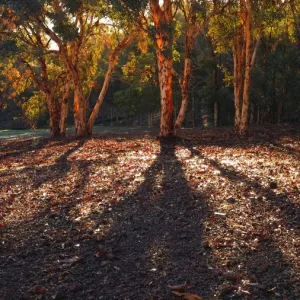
[187,145,300,230]
[0,139,85,191]
[0,136,126,300]
[0,139,87,234]
[182,125,300,159]
[186,143,300,298]
[0,137,71,160]
[0,158,92,299]
[0,131,298,299]
[0,138,216,299]
[68,138,217,299]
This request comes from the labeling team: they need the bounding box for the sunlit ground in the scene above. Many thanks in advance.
[0,126,299,299]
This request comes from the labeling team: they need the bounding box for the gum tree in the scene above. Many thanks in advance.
[209,0,286,134]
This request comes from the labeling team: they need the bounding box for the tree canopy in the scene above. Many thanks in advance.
[0,0,299,136]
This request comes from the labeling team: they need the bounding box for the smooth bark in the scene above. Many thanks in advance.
[239,1,252,134]
[233,29,244,129]
[174,57,191,135]
[174,4,201,136]
[87,35,135,135]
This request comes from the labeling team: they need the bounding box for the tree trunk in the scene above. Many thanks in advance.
[276,99,284,124]
[150,0,174,137]
[59,82,70,136]
[44,90,61,137]
[157,47,173,137]
[59,98,68,136]
[87,57,116,135]
[214,101,219,127]
[257,106,260,125]
[87,35,134,135]
[73,85,87,137]
[213,56,222,128]
[233,29,244,129]
[48,99,61,137]
[174,6,200,136]
[239,1,259,134]
[250,103,254,125]
[174,58,191,135]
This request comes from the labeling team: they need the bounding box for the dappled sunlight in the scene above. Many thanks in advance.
[182,143,299,297]
[0,128,299,298]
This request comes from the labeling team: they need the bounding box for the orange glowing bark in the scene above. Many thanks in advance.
[150,0,174,137]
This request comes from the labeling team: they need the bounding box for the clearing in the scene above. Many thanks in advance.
[0,125,299,299]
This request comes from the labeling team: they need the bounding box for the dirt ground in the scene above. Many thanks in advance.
[0,125,299,299]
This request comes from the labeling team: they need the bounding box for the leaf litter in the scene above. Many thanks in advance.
[0,125,299,299]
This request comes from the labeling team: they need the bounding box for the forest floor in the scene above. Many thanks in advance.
[0,125,299,300]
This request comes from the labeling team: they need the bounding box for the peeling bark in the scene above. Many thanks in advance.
[59,83,70,136]
[150,0,174,137]
[74,82,87,137]
[47,95,61,137]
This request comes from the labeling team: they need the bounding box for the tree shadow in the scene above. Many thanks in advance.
[0,157,92,299]
[187,145,300,230]
[0,130,298,299]
[71,138,217,299]
[182,125,300,159]
[0,138,217,299]
[0,137,71,160]
[0,137,125,299]
[185,143,300,298]
[0,139,85,192]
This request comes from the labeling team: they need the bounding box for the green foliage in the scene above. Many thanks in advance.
[22,91,47,126]
[114,84,159,115]
[61,0,83,13]
[208,14,240,53]
[0,0,299,130]
[251,40,300,121]
[49,13,79,41]
[107,0,147,18]
[0,40,22,58]
[1,0,45,15]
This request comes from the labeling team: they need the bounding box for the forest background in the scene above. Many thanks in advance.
[0,0,299,137]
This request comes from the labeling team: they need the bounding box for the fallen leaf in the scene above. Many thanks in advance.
[95,249,106,257]
[167,282,186,290]
[60,256,82,267]
[35,287,47,295]
[171,291,203,300]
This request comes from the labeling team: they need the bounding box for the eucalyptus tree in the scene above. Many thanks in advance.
[289,0,300,48]
[0,5,69,136]
[86,28,138,135]
[111,0,176,136]
[209,0,287,134]
[1,0,140,137]
[173,0,210,135]
[149,0,176,136]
